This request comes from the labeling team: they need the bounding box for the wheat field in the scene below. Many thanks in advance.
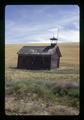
[5,43,80,115]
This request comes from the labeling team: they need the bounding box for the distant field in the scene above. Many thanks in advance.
[5,43,80,115]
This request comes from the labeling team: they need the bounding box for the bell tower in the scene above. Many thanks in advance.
[50,28,58,47]
[50,33,58,47]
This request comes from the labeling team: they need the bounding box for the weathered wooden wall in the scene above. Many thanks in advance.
[17,55,51,70]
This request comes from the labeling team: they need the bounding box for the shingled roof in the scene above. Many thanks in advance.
[17,46,51,55]
[17,45,62,57]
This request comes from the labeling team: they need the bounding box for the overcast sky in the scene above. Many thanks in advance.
[5,5,79,44]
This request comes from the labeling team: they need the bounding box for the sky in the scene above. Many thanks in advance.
[5,5,80,44]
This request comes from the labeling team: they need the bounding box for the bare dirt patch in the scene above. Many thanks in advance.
[5,95,79,115]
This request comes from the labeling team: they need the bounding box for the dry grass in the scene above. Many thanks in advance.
[5,96,79,115]
[5,43,80,115]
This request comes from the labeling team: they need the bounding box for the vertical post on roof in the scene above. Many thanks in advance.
[56,28,59,44]
[53,32,54,38]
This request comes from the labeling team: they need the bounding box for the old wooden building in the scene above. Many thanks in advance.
[17,37,62,70]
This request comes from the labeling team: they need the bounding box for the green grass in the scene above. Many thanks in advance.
[5,79,79,108]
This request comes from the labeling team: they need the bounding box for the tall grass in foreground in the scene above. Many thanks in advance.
[5,79,79,109]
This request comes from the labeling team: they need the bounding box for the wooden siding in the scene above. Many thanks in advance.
[17,55,51,70]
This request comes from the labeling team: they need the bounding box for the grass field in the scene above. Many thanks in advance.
[5,43,80,115]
